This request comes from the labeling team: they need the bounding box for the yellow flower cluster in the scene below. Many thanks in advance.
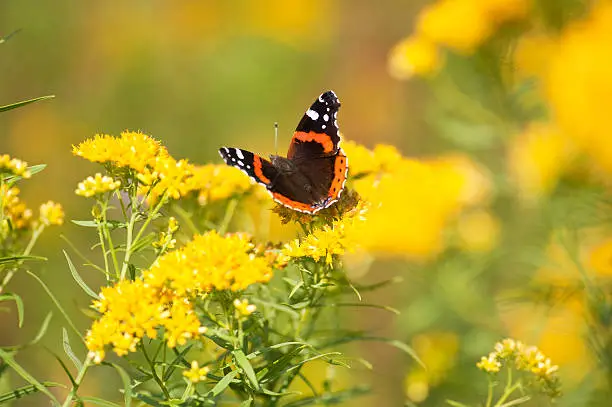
[0,154,31,179]
[38,201,64,226]
[75,173,121,197]
[86,231,275,362]
[478,338,561,397]
[233,298,256,316]
[346,142,495,258]
[73,131,256,203]
[546,3,612,175]
[144,230,273,294]
[1,186,33,230]
[86,279,205,363]
[282,201,367,266]
[389,0,529,78]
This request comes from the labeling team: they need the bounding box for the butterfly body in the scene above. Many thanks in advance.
[219,90,348,214]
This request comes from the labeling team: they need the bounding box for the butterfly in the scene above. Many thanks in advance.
[219,90,348,214]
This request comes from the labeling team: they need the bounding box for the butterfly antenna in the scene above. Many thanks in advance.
[274,122,279,155]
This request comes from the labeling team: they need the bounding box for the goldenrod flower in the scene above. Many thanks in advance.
[1,186,33,230]
[455,210,500,252]
[477,338,561,397]
[184,164,255,204]
[234,298,256,316]
[38,201,64,226]
[183,361,210,383]
[73,131,167,173]
[388,36,441,80]
[75,173,121,197]
[0,154,31,178]
[162,299,207,348]
[144,231,274,295]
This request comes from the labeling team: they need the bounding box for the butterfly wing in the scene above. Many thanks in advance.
[218,147,278,187]
[287,90,341,160]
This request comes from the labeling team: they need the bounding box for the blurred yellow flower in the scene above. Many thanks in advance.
[183,164,255,205]
[38,201,64,226]
[73,131,166,173]
[0,154,31,179]
[455,210,500,252]
[513,31,559,80]
[388,36,441,80]
[234,298,257,316]
[183,361,210,383]
[508,123,576,201]
[589,237,612,276]
[1,186,33,230]
[144,230,274,295]
[75,173,121,197]
[546,3,612,174]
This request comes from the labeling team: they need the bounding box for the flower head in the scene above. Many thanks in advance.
[234,298,257,316]
[1,186,33,230]
[38,201,64,226]
[75,173,121,197]
[0,154,31,179]
[183,361,210,383]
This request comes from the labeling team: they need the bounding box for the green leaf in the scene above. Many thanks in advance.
[0,293,24,327]
[312,302,400,315]
[206,370,238,397]
[0,95,55,113]
[29,312,53,346]
[0,29,22,44]
[283,385,370,406]
[0,255,47,265]
[51,352,77,387]
[446,400,472,407]
[499,396,531,407]
[70,220,99,228]
[2,164,47,183]
[106,363,133,407]
[0,381,63,403]
[80,396,122,407]
[0,348,60,404]
[232,350,260,390]
[239,398,253,407]
[163,346,193,381]
[63,250,99,299]
[62,328,82,370]
[134,393,164,407]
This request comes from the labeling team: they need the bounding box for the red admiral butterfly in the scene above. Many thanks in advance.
[219,90,348,214]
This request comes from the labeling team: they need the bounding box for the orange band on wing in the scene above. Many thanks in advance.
[328,152,348,200]
[292,131,335,153]
[253,155,271,184]
[271,192,317,213]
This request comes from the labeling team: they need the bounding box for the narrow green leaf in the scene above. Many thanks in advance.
[261,388,300,397]
[80,396,122,407]
[62,328,82,370]
[446,400,471,407]
[134,393,164,407]
[499,396,531,407]
[163,346,192,381]
[2,164,47,183]
[0,349,60,404]
[285,352,345,374]
[63,250,98,299]
[0,29,22,44]
[239,398,253,407]
[70,220,98,228]
[207,370,238,397]
[0,255,47,265]
[51,352,77,387]
[249,298,299,318]
[283,385,370,407]
[106,363,133,407]
[0,293,24,327]
[0,95,54,113]
[232,350,260,390]
[29,312,53,346]
[312,302,400,315]
[0,381,63,403]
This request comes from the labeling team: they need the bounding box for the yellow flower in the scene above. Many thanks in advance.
[183,361,210,383]
[0,154,31,178]
[417,0,494,54]
[73,131,167,173]
[181,164,255,204]
[161,299,207,348]
[455,210,500,252]
[1,186,33,230]
[38,201,64,226]
[388,36,441,80]
[589,238,612,276]
[75,173,121,197]
[546,3,612,174]
[144,230,274,295]
[234,298,257,316]
[477,338,561,397]
[508,123,576,201]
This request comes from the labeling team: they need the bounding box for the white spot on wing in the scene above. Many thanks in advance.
[306,109,319,120]
[246,164,251,169]
[231,158,236,162]
[223,147,230,153]
[235,148,245,160]
[322,125,326,129]
[323,114,329,122]
[237,160,244,167]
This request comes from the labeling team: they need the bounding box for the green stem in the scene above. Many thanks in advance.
[60,357,92,407]
[485,377,494,407]
[141,343,171,399]
[101,199,120,277]
[218,199,238,235]
[0,224,44,293]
